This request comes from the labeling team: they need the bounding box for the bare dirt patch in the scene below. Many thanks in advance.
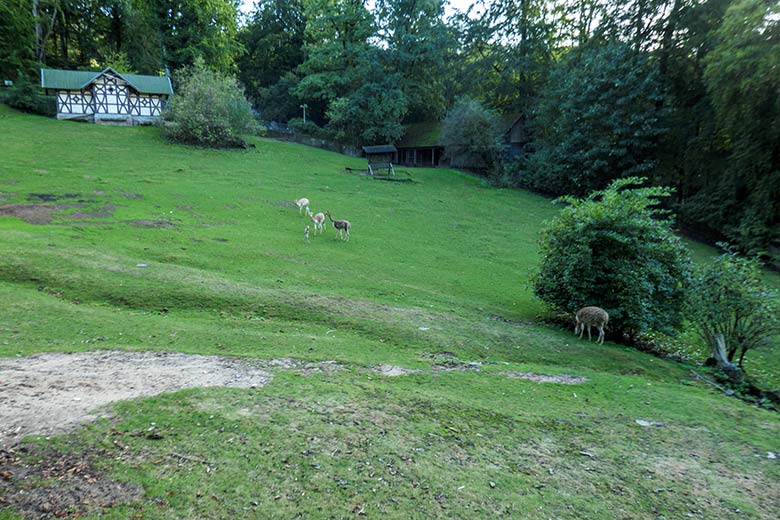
[371,365,422,377]
[26,193,81,203]
[124,219,177,228]
[261,357,344,376]
[0,351,272,448]
[0,204,71,225]
[497,371,588,384]
[0,446,144,519]
[0,202,117,225]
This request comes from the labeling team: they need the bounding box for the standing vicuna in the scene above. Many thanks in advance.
[575,306,609,344]
[325,211,350,241]
[306,209,326,235]
[294,198,310,214]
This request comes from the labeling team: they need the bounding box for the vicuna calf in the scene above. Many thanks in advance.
[294,198,310,214]
[575,306,609,345]
[307,209,326,234]
[325,211,350,241]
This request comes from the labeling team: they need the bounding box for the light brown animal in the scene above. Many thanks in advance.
[294,198,310,214]
[575,306,609,344]
[325,211,350,241]
[307,209,326,234]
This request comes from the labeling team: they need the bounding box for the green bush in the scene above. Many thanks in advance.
[533,177,693,340]
[161,60,258,148]
[1,73,55,116]
[688,248,780,369]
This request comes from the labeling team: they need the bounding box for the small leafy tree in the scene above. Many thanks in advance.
[688,248,780,371]
[440,97,504,172]
[161,59,258,148]
[533,177,693,340]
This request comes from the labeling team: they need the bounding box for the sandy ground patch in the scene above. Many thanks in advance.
[0,351,272,448]
[372,365,423,377]
[497,371,588,384]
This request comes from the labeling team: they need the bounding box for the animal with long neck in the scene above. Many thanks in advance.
[294,198,310,214]
[575,306,609,345]
[325,211,350,241]
[306,209,326,235]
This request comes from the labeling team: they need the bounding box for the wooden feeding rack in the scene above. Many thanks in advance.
[362,145,397,176]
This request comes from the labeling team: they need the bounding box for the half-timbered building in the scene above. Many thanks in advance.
[40,67,173,124]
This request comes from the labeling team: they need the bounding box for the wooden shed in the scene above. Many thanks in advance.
[395,121,445,167]
[40,67,173,124]
[362,145,397,176]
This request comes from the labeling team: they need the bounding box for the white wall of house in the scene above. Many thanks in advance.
[54,73,166,121]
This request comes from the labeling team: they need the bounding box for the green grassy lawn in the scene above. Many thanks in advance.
[1,105,779,519]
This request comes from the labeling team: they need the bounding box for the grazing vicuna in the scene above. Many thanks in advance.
[294,198,310,214]
[575,306,609,344]
[325,211,350,241]
[307,209,326,234]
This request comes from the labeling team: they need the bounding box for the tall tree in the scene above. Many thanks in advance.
[699,0,780,260]
[0,0,36,79]
[292,0,408,144]
[148,0,242,74]
[237,0,306,115]
[449,0,559,113]
[375,0,451,122]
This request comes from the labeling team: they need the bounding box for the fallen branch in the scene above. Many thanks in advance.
[690,371,733,396]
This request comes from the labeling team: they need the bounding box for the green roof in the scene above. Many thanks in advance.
[498,113,522,134]
[398,115,523,148]
[363,145,397,154]
[40,67,173,95]
[397,121,443,148]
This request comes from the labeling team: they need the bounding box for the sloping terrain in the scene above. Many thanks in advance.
[0,105,778,519]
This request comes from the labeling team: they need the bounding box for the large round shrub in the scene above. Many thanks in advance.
[161,60,258,148]
[533,178,693,339]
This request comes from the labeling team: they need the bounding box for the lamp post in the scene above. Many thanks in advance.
[300,103,308,124]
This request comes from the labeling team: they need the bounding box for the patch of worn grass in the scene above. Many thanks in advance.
[11,371,780,519]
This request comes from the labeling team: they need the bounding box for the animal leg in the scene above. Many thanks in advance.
[587,326,592,341]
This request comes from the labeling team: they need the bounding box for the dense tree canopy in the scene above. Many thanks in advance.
[520,41,666,196]
[3,0,779,263]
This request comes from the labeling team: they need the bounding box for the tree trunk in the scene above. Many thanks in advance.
[713,334,744,384]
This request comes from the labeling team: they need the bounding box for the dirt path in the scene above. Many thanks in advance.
[0,350,272,448]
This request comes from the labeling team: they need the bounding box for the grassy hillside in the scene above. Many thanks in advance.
[1,105,779,519]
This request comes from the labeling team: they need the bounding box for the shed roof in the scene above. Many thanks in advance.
[40,67,173,95]
[498,113,522,134]
[397,121,443,148]
[397,115,523,148]
[362,145,397,154]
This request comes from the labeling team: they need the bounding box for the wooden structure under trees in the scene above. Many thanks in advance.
[362,145,397,176]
